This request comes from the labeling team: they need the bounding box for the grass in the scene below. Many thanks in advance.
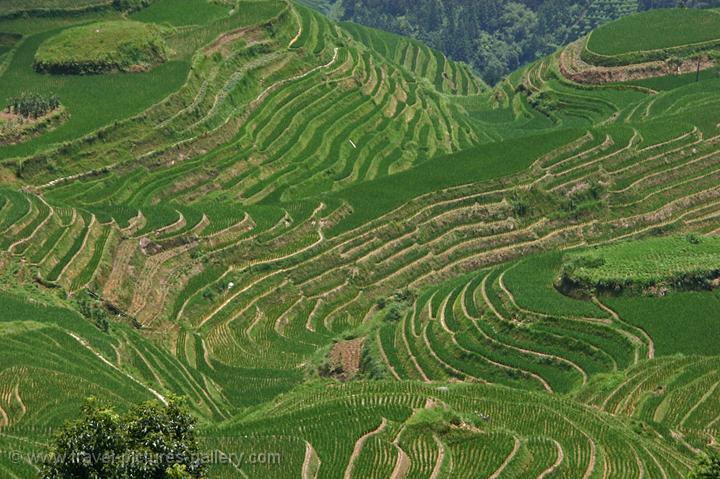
[0,27,188,159]
[587,8,720,56]
[0,0,111,17]
[561,235,720,291]
[0,6,719,477]
[34,20,168,74]
[130,0,229,26]
[606,291,720,356]
[503,252,609,319]
[328,128,582,234]
[0,33,21,55]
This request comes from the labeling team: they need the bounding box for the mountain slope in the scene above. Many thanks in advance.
[0,3,719,477]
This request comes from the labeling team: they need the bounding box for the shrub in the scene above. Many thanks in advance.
[75,295,110,332]
[113,0,152,12]
[5,92,60,119]
[689,451,720,479]
[40,396,206,479]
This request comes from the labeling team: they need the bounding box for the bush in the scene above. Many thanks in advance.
[75,295,110,332]
[689,451,720,479]
[113,0,152,12]
[5,92,60,119]
[41,396,206,479]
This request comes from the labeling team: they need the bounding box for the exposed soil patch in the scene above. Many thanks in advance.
[0,108,67,146]
[560,39,715,85]
[324,337,365,380]
[205,26,264,56]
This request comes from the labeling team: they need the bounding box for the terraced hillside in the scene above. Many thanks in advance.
[0,3,719,477]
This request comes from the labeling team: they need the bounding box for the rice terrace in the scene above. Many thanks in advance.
[0,0,719,477]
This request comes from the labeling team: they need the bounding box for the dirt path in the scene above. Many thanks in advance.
[57,214,95,282]
[495,271,590,385]
[390,446,410,479]
[537,440,564,479]
[422,323,475,381]
[153,210,185,237]
[288,3,302,48]
[120,210,145,236]
[343,417,387,479]
[13,384,26,418]
[376,330,401,380]
[301,441,320,479]
[643,447,669,479]
[129,241,196,319]
[633,446,646,479]
[453,284,552,392]
[583,434,597,479]
[205,26,254,55]
[489,436,521,479]
[274,297,304,337]
[0,402,8,428]
[244,287,278,336]
[201,338,214,370]
[428,434,446,479]
[305,298,322,332]
[401,315,430,382]
[600,363,662,412]
[198,269,284,329]
[389,427,410,479]
[470,277,587,390]
[9,196,54,252]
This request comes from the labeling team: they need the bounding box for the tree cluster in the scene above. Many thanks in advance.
[41,397,206,479]
[5,92,60,119]
[337,0,720,84]
[75,295,111,332]
[690,451,720,479]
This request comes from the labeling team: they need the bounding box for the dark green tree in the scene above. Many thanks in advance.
[690,451,720,479]
[338,0,720,84]
[40,396,206,479]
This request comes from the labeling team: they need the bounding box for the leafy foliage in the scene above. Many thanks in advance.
[5,92,60,119]
[41,396,206,479]
[690,451,720,479]
[336,1,720,83]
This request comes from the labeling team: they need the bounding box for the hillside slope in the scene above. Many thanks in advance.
[0,4,719,477]
[316,0,720,83]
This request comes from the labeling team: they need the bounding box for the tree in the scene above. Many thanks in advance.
[41,396,206,479]
[690,451,720,479]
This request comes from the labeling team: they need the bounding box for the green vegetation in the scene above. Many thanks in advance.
[405,404,481,434]
[34,20,168,74]
[1,92,65,145]
[130,0,228,26]
[0,0,153,19]
[41,396,205,479]
[606,291,720,356]
[0,0,112,18]
[587,8,720,56]
[561,235,720,292]
[0,32,21,55]
[5,91,60,118]
[0,6,717,478]
[690,451,720,479]
[328,0,720,84]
